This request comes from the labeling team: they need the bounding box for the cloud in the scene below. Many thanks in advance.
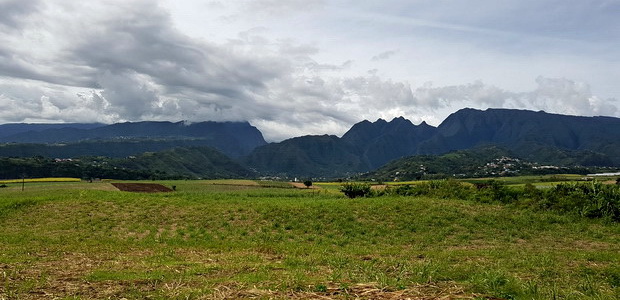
[0,0,41,30]
[242,0,324,16]
[371,50,398,61]
[411,77,618,119]
[413,81,509,109]
[0,0,617,142]
[524,77,618,116]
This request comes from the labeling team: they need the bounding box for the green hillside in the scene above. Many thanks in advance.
[118,147,254,179]
[365,146,594,181]
[0,146,253,180]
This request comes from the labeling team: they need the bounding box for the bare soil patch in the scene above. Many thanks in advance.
[289,182,320,189]
[111,182,173,193]
[371,184,388,190]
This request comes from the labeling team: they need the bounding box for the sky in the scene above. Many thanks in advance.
[0,0,619,141]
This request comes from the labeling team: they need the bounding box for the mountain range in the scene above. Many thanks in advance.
[244,108,620,177]
[2,108,620,178]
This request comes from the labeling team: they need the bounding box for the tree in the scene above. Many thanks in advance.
[303,180,313,188]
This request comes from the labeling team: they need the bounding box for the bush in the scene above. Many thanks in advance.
[543,182,620,221]
[368,179,620,222]
[383,180,474,199]
[340,182,372,198]
[471,180,519,204]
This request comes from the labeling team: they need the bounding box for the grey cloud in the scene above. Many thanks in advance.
[0,79,114,123]
[69,9,269,95]
[305,60,353,72]
[413,81,509,109]
[371,50,398,61]
[0,47,95,88]
[0,0,41,29]
[243,0,324,16]
[59,1,295,122]
[278,42,319,58]
[411,77,618,118]
[97,71,161,120]
[376,0,620,41]
[524,77,618,116]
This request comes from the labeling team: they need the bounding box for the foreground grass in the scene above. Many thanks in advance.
[0,181,619,299]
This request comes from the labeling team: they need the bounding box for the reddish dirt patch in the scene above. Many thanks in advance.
[111,183,173,193]
[371,184,387,190]
[289,182,320,189]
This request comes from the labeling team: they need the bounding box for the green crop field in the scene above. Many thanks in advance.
[1,179,619,299]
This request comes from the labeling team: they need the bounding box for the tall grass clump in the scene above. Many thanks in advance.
[353,179,620,222]
[541,182,620,221]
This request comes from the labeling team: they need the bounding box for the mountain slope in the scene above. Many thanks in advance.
[0,121,267,158]
[0,123,105,138]
[342,117,436,169]
[244,135,366,178]
[117,147,254,179]
[418,108,620,165]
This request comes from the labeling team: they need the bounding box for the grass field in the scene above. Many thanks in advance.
[1,179,619,299]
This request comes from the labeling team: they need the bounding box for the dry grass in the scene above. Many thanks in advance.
[206,282,479,299]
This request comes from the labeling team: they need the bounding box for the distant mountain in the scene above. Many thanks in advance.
[0,121,267,158]
[418,108,620,165]
[341,117,436,169]
[245,117,438,177]
[244,108,620,177]
[0,123,105,138]
[5,108,620,179]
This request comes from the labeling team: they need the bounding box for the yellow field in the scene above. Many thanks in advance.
[0,177,81,184]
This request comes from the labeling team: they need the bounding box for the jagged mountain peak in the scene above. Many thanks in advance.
[418,121,433,127]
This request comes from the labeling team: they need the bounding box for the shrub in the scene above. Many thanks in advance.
[519,181,620,221]
[340,182,372,198]
[471,180,519,204]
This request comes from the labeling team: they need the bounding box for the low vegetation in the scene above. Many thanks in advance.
[0,147,253,181]
[341,179,620,222]
[0,179,619,299]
